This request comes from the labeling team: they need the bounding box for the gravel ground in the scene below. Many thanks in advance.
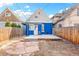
[0,39,79,56]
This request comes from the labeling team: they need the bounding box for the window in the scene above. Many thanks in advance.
[59,24,62,28]
[29,24,35,30]
[5,13,11,17]
[74,24,79,27]
[77,9,79,16]
[42,24,44,32]
[35,16,38,18]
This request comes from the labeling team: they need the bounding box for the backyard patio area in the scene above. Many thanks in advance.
[34,39,79,56]
[0,35,79,56]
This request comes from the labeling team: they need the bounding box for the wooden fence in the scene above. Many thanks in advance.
[0,27,23,42]
[54,27,79,44]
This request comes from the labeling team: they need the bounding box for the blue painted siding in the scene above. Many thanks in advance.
[38,23,52,35]
[26,24,34,35]
[45,23,53,34]
[25,23,53,35]
[28,30,34,35]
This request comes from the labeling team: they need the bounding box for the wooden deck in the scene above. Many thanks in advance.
[23,35,62,40]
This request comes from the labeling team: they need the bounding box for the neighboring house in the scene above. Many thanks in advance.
[24,9,53,35]
[0,8,22,28]
[51,13,63,24]
[51,13,64,28]
[51,5,79,28]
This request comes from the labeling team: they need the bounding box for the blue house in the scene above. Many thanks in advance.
[24,9,53,35]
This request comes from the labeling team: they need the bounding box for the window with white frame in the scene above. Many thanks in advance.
[29,24,35,30]
[42,24,44,32]
[5,12,11,17]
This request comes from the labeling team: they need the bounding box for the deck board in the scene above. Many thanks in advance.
[23,35,62,40]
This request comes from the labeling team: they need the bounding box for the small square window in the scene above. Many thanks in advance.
[5,13,11,17]
[35,16,38,18]
[59,24,62,27]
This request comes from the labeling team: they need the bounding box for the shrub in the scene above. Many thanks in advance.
[5,22,11,27]
[11,23,17,27]
[5,22,21,28]
[17,24,21,28]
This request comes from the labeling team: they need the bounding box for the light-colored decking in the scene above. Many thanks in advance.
[23,35,62,40]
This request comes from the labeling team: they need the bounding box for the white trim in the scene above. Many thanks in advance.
[34,25,38,35]
[42,24,44,32]
[29,24,35,30]
[27,21,52,23]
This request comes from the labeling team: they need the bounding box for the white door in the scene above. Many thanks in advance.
[34,25,38,35]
